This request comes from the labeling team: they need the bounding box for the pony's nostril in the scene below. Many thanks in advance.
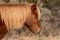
[37,31,41,34]
[33,27,41,34]
[38,31,41,34]
[34,30,40,34]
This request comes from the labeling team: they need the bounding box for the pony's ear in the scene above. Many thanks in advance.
[31,4,41,20]
[31,4,37,11]
[31,4,38,19]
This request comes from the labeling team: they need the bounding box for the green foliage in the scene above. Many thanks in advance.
[19,0,38,4]
[19,0,20,2]
[41,0,51,8]
[55,0,60,6]
[41,0,60,15]
[27,0,38,4]
[19,0,25,2]
[41,0,60,7]
[3,0,10,3]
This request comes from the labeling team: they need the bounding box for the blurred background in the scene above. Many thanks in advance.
[0,0,60,40]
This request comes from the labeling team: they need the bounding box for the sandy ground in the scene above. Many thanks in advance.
[0,0,60,40]
[2,7,60,40]
[2,30,60,40]
[2,25,60,40]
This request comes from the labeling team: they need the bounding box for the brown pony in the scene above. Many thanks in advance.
[0,4,41,39]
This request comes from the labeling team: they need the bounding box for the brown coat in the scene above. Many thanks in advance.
[0,4,41,39]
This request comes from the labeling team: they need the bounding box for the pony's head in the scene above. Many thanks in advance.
[25,4,41,34]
